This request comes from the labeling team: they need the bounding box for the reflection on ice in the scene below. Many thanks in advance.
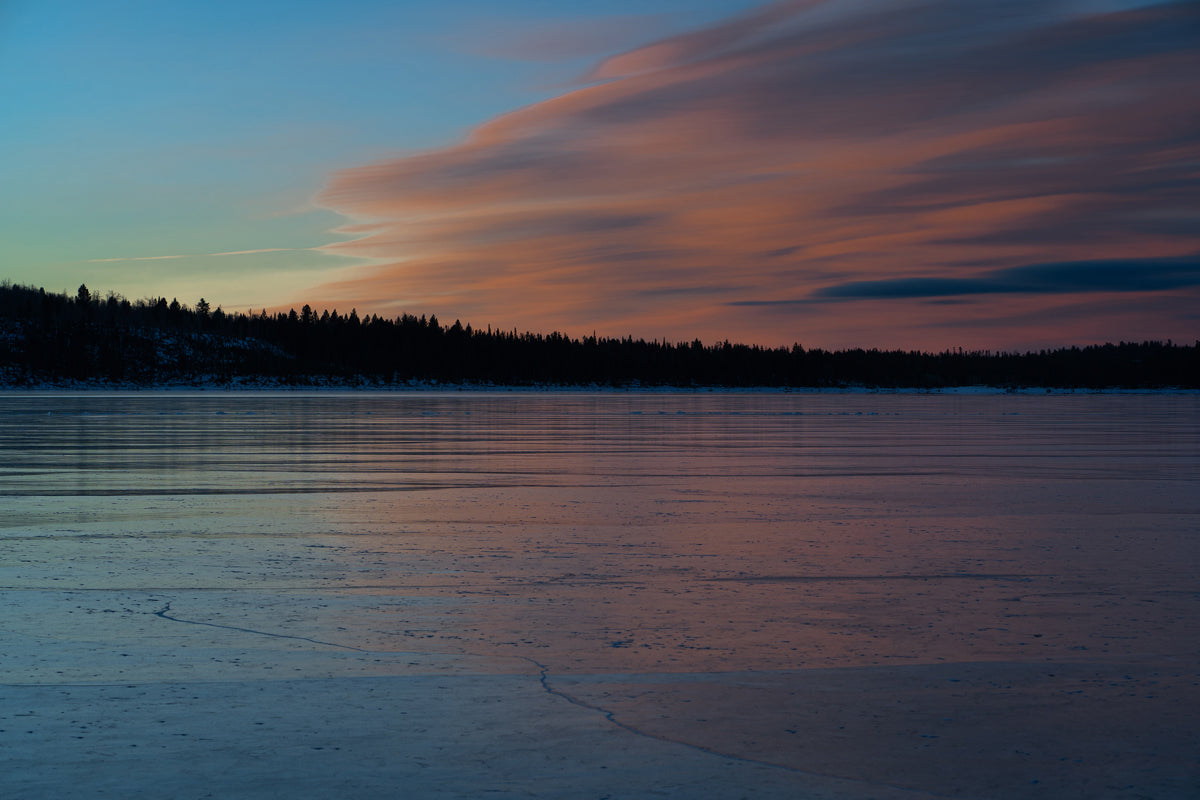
[3,391,1198,670]
[2,391,1198,799]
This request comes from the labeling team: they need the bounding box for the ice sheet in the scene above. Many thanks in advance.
[2,391,1197,798]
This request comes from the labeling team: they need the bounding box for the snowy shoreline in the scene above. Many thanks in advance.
[1,379,1197,395]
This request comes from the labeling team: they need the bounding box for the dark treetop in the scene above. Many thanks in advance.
[1,282,1196,389]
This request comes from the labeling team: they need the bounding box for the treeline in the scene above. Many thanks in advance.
[0,281,1196,388]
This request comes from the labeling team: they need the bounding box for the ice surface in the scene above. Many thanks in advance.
[2,391,1198,798]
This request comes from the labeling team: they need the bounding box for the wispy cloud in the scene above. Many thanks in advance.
[86,248,301,263]
[87,255,187,263]
[453,13,674,64]
[307,0,1200,349]
[211,248,298,257]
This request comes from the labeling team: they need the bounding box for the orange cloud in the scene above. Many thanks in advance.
[304,0,1200,350]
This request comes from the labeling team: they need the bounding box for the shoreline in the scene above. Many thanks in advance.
[2,380,1198,395]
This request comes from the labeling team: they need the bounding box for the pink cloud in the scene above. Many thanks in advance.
[305,0,1200,350]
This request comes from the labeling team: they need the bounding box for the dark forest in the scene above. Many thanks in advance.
[1,282,1195,389]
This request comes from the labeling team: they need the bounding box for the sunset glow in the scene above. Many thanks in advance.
[4,0,1197,350]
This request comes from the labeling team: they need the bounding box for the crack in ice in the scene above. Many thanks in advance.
[153,602,372,653]
[518,656,947,797]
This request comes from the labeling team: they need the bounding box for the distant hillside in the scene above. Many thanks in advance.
[0,282,1196,388]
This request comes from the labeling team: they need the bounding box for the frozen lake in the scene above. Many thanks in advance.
[2,391,1198,798]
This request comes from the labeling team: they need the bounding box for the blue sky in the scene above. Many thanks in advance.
[1,0,759,304]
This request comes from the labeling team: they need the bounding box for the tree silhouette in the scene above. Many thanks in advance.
[0,281,1195,388]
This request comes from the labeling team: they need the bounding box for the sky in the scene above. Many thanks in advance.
[2,0,1197,351]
